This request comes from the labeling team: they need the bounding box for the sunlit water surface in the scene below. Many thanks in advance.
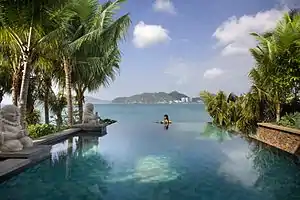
[1,104,300,200]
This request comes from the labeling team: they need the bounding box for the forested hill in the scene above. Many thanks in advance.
[112,91,190,104]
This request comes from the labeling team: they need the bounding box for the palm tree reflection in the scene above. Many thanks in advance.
[200,123,233,143]
[247,142,300,196]
[49,135,111,197]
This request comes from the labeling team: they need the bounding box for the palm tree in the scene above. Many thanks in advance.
[0,55,12,104]
[57,0,130,126]
[49,92,67,128]
[249,13,300,122]
[0,45,21,105]
[72,46,121,122]
[200,91,232,127]
[0,0,71,125]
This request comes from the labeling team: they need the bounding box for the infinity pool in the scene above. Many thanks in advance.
[1,122,300,200]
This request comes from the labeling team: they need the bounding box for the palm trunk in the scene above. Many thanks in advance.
[56,112,63,128]
[63,58,73,126]
[19,54,31,128]
[44,77,51,124]
[276,103,281,122]
[12,69,21,106]
[44,87,50,124]
[19,20,33,128]
[0,91,3,105]
[77,89,84,124]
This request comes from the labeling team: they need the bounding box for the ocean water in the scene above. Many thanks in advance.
[1,104,300,200]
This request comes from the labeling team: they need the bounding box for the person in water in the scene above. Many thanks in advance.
[161,114,172,124]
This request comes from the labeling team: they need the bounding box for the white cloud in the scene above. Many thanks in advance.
[203,68,224,79]
[133,21,171,48]
[218,141,259,187]
[153,0,176,14]
[213,9,284,56]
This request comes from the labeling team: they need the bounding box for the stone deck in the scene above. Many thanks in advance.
[0,145,51,159]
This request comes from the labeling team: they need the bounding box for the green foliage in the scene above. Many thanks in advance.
[0,0,130,126]
[49,93,67,127]
[200,91,258,133]
[25,110,41,125]
[0,54,12,103]
[277,112,300,129]
[101,118,117,125]
[201,12,300,132]
[28,124,67,139]
[28,124,56,139]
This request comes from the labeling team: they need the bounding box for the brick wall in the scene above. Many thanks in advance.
[255,124,300,154]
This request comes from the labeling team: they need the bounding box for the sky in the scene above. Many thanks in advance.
[2,0,300,104]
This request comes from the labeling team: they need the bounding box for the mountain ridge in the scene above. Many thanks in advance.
[112,91,201,104]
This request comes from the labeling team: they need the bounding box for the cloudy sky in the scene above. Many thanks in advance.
[2,0,300,103]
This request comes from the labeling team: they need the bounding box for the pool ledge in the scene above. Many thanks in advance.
[0,159,31,182]
[0,124,111,183]
[33,128,82,145]
[0,145,51,183]
[250,123,300,154]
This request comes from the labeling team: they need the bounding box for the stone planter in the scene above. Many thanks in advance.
[250,123,300,154]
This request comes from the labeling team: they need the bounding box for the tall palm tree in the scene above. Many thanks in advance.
[249,13,300,122]
[57,0,130,126]
[72,46,121,122]
[0,0,70,125]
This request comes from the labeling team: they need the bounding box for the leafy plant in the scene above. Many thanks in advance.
[101,118,117,125]
[28,124,67,139]
[277,112,300,129]
[28,124,56,139]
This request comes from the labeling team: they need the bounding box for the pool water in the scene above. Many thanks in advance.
[1,122,300,200]
[1,104,300,200]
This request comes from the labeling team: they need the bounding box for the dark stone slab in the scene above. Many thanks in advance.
[72,124,107,132]
[33,128,81,145]
[0,159,30,175]
[0,159,31,182]
[0,145,51,159]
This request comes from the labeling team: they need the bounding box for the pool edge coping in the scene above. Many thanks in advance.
[0,124,111,183]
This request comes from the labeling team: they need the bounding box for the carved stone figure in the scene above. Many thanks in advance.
[0,105,33,152]
[82,103,99,125]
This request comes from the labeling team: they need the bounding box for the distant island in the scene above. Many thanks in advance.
[112,91,202,104]
[85,96,111,104]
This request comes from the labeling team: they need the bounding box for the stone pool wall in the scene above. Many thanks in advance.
[251,123,300,154]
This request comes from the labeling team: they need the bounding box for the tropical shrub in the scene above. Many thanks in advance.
[201,11,300,132]
[28,124,68,139]
[28,124,57,139]
[277,112,300,129]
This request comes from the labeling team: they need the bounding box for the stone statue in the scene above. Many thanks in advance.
[0,105,33,152]
[82,103,99,125]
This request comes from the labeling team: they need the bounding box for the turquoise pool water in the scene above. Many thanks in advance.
[1,104,300,200]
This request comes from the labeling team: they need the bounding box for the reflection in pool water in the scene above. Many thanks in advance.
[1,122,300,200]
[108,155,180,183]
